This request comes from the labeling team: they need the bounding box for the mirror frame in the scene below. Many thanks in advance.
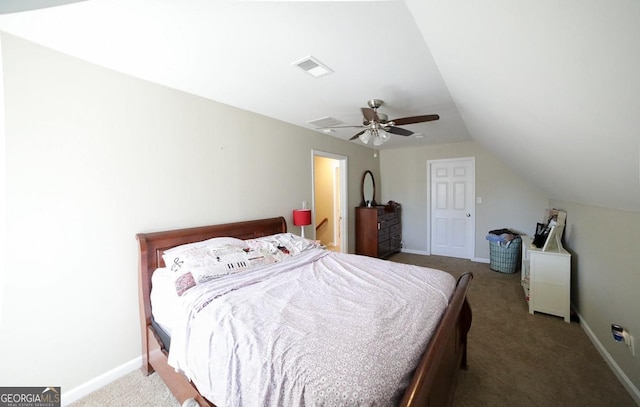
[361,170,377,207]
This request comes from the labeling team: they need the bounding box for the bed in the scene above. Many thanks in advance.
[137,216,473,406]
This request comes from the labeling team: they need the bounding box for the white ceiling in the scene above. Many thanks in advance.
[0,0,639,213]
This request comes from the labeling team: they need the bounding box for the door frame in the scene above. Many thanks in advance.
[426,157,476,259]
[311,150,348,252]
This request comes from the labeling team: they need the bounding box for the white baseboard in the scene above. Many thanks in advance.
[400,248,430,255]
[578,311,640,405]
[61,356,142,406]
[400,249,490,265]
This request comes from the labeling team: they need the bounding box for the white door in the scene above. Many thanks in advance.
[429,158,475,259]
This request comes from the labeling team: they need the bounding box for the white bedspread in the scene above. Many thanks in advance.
[167,249,455,406]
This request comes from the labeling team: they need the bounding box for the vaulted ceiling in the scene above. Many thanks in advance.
[1,0,639,213]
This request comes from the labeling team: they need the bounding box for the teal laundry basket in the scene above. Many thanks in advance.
[489,236,521,273]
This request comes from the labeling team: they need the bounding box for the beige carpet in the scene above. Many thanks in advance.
[70,253,637,406]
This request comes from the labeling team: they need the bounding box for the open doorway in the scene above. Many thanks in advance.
[312,151,347,252]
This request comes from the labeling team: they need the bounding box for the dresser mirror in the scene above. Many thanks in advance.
[361,170,377,207]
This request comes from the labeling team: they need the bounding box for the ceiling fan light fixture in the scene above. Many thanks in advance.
[373,129,389,146]
[359,131,371,144]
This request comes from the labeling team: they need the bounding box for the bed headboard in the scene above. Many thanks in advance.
[136,217,287,328]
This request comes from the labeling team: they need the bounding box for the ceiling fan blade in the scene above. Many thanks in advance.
[392,114,440,125]
[361,108,379,123]
[386,126,414,137]
[350,130,366,140]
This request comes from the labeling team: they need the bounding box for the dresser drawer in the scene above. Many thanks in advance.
[382,212,397,222]
[378,227,390,241]
[378,239,391,255]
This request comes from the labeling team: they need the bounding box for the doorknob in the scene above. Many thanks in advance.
[466,213,471,217]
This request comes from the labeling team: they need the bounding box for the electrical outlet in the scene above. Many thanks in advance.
[612,324,634,355]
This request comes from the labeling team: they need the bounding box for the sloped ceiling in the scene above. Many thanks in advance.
[404,0,640,213]
[0,0,639,213]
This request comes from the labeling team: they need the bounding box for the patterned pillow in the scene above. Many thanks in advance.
[162,237,247,271]
[245,233,323,261]
[171,244,278,296]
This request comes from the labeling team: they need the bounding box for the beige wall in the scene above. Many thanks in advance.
[379,141,549,259]
[549,199,640,393]
[0,34,378,393]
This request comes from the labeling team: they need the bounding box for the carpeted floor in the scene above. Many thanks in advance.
[70,253,637,406]
[391,253,636,406]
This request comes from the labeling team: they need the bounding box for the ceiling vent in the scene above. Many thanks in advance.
[307,116,344,128]
[293,56,333,78]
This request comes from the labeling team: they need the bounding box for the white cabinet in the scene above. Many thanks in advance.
[521,235,571,322]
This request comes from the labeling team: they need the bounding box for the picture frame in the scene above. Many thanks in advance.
[542,224,564,252]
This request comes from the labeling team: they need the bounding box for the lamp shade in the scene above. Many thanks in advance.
[292,209,312,226]
[373,129,389,146]
[359,130,371,144]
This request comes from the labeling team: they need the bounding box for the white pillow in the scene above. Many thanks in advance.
[162,237,247,271]
[172,244,278,295]
[246,233,322,260]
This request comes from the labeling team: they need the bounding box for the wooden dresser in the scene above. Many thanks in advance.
[355,202,401,258]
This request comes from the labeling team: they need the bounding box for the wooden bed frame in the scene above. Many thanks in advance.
[137,216,473,407]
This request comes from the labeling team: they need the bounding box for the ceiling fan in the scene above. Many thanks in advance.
[322,99,439,146]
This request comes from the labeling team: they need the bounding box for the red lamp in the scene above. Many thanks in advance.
[292,209,312,238]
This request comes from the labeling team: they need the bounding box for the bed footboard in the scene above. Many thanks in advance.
[399,272,473,407]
